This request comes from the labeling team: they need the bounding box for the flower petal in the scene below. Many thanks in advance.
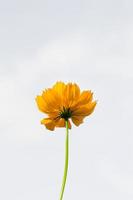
[71,90,93,110]
[72,101,97,116]
[41,118,56,131]
[35,96,49,113]
[42,89,61,110]
[71,116,84,126]
[48,111,60,119]
[72,83,80,99]
[56,118,65,127]
[64,83,80,107]
[78,90,93,105]
[55,119,72,129]
[53,81,66,98]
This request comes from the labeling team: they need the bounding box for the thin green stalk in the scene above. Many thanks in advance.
[59,120,69,200]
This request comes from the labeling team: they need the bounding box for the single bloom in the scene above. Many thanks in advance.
[35,81,97,131]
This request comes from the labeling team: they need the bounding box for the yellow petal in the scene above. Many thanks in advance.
[53,81,66,98]
[55,119,72,129]
[78,90,93,105]
[71,116,84,126]
[72,101,97,116]
[85,101,97,115]
[64,83,80,107]
[35,96,49,113]
[72,83,80,99]
[48,110,60,119]
[56,118,66,127]
[41,118,56,131]
[42,89,61,110]
[71,90,93,110]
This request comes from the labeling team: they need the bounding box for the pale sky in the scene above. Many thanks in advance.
[0,0,133,199]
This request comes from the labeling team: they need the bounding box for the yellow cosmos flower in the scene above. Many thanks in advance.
[36,81,97,200]
[36,81,96,131]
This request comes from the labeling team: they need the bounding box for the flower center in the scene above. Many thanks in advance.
[60,107,72,121]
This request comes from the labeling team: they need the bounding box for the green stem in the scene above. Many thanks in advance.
[59,120,69,200]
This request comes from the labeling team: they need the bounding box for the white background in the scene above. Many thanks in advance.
[0,0,133,199]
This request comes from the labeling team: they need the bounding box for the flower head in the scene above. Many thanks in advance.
[36,81,96,131]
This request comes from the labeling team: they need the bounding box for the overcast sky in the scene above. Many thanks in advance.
[0,0,133,200]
